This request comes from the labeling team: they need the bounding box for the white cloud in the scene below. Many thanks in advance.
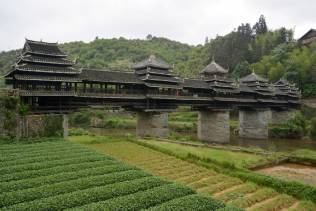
[0,0,315,51]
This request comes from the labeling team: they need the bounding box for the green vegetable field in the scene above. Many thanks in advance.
[0,140,236,210]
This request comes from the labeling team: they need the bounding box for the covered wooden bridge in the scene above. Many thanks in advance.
[4,39,301,142]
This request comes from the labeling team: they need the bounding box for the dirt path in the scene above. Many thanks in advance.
[257,163,316,187]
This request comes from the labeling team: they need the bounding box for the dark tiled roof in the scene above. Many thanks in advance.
[212,88,240,94]
[298,29,316,41]
[144,82,181,89]
[240,72,268,83]
[208,81,235,89]
[20,54,73,66]
[201,61,228,75]
[134,55,171,70]
[139,74,180,83]
[239,84,257,93]
[14,74,81,82]
[135,68,173,76]
[24,39,66,57]
[183,79,209,89]
[204,75,234,83]
[14,63,80,74]
[274,79,300,98]
[80,69,143,84]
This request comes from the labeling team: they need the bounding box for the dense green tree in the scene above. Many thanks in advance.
[253,15,268,35]
[253,42,316,96]
[232,61,251,79]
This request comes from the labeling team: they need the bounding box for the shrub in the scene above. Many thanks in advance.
[269,112,308,139]
[42,114,63,137]
[69,128,89,136]
[310,117,316,140]
[0,154,108,175]
[0,160,115,182]
[0,164,134,193]
[6,177,166,210]
[148,194,226,211]
[269,124,303,139]
[72,183,195,210]
[70,109,91,128]
[0,170,149,207]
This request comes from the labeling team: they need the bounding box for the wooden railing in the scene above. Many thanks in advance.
[0,88,19,97]
[19,90,76,96]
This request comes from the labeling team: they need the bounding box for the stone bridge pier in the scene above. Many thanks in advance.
[136,112,169,138]
[197,109,230,143]
[239,108,272,139]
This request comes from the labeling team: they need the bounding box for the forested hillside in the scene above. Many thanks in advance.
[1,15,315,96]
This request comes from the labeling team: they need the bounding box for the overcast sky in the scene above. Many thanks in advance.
[0,0,315,51]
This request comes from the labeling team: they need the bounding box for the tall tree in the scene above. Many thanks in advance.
[253,15,268,35]
[205,36,209,45]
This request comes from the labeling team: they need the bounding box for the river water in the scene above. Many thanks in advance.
[88,128,316,152]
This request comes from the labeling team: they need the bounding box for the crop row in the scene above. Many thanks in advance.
[0,154,109,175]
[289,200,316,211]
[0,150,102,168]
[250,194,296,211]
[5,176,167,210]
[229,188,277,208]
[0,159,117,182]
[0,146,94,162]
[0,169,149,207]
[146,194,226,211]
[175,171,214,184]
[0,164,136,193]
[69,183,195,210]
[190,175,227,190]
[0,141,73,153]
[215,183,259,202]
[205,179,243,195]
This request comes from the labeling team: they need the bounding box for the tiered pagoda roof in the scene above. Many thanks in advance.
[80,69,143,84]
[134,55,181,89]
[239,72,274,96]
[200,60,238,94]
[5,39,80,83]
[274,79,300,99]
[200,60,228,76]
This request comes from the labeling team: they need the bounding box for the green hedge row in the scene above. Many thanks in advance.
[71,183,195,210]
[6,176,167,210]
[0,159,115,182]
[0,170,149,207]
[0,150,102,168]
[0,146,93,162]
[147,194,226,211]
[0,141,72,152]
[0,164,135,193]
[0,154,108,175]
